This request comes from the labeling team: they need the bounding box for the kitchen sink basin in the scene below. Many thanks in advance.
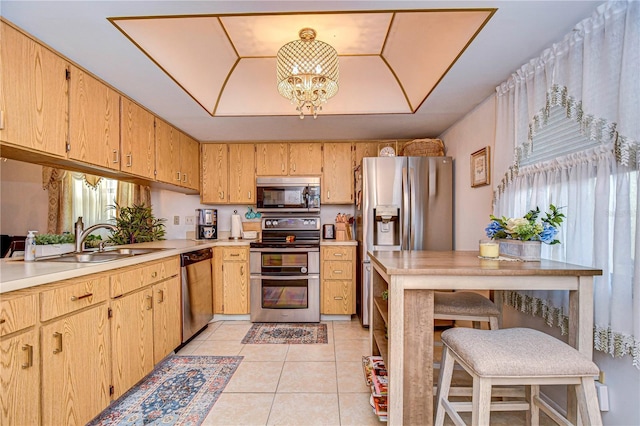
[36,247,168,263]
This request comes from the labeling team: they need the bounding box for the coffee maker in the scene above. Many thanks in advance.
[196,209,217,240]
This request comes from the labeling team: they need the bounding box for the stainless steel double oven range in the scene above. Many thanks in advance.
[250,177,321,323]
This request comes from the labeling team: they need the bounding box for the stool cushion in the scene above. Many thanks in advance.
[434,291,500,316]
[441,327,599,378]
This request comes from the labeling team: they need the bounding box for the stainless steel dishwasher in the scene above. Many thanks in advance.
[181,248,214,343]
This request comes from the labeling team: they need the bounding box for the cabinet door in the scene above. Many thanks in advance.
[41,305,110,425]
[322,280,354,315]
[68,65,120,169]
[0,329,40,426]
[228,143,255,204]
[354,141,380,170]
[0,22,67,156]
[202,143,229,203]
[256,143,287,176]
[223,260,249,314]
[120,98,156,179]
[322,143,354,204]
[110,288,154,399]
[153,277,181,364]
[289,143,322,175]
[180,132,200,190]
[155,118,181,185]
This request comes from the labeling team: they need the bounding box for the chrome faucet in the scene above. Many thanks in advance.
[74,217,117,252]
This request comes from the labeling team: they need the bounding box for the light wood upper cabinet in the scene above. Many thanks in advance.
[322,142,354,204]
[180,132,200,191]
[354,141,380,170]
[256,143,288,176]
[228,143,255,204]
[120,98,155,180]
[152,276,181,364]
[0,21,67,157]
[201,143,229,203]
[0,328,40,426]
[68,65,120,169]
[41,304,110,425]
[289,143,322,175]
[155,118,181,185]
[156,119,200,191]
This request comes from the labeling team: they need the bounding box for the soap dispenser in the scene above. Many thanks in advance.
[24,230,37,261]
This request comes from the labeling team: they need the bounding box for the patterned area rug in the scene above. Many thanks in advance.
[88,356,242,426]
[242,322,328,344]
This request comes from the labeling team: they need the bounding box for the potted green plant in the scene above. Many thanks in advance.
[34,233,75,257]
[108,203,166,245]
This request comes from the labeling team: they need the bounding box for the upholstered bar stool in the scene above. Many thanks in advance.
[435,327,602,426]
[434,291,501,330]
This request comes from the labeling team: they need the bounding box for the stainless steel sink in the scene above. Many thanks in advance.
[36,247,168,263]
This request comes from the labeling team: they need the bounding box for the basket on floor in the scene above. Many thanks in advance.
[400,138,445,156]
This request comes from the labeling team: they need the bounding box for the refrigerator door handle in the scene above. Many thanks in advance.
[402,166,409,250]
[410,167,416,250]
[429,158,437,198]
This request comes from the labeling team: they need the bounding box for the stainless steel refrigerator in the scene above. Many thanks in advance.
[355,156,453,326]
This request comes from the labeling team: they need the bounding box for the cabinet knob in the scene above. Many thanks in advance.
[176,171,181,181]
[334,270,343,274]
[151,271,158,278]
[112,150,119,164]
[183,173,188,183]
[0,318,5,324]
[157,289,165,303]
[126,153,133,167]
[327,190,330,199]
[333,296,344,300]
[70,293,93,301]
[333,253,344,257]
[146,294,153,310]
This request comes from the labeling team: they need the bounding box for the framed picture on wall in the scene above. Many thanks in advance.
[470,146,490,187]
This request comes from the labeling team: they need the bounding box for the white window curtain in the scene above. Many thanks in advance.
[493,1,640,367]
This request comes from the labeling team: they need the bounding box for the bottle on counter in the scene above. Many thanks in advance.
[24,230,38,261]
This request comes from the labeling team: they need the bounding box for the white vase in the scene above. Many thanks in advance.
[498,239,541,261]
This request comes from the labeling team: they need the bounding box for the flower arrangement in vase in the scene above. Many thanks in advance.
[485,204,564,260]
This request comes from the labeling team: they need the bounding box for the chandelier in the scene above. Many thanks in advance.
[276,28,339,119]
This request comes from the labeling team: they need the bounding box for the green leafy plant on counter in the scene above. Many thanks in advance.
[107,203,166,245]
[34,233,74,245]
[84,234,103,249]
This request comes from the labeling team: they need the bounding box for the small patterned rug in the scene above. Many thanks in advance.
[88,355,242,426]
[242,322,328,344]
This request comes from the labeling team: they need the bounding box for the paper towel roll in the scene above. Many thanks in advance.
[231,211,243,239]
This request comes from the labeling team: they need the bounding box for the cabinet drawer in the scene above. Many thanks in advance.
[40,275,109,322]
[222,247,247,261]
[322,246,354,261]
[0,292,38,336]
[111,257,180,297]
[322,280,354,315]
[323,261,353,280]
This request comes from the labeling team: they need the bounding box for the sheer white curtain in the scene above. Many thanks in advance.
[493,1,640,367]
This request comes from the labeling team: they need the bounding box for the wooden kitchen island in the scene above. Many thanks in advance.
[368,250,602,425]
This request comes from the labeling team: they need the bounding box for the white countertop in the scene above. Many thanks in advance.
[320,239,358,246]
[1,237,357,293]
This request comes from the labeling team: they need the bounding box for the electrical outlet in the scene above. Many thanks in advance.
[173,215,180,225]
[185,216,195,225]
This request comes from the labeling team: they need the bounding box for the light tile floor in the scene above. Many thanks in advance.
[178,318,549,425]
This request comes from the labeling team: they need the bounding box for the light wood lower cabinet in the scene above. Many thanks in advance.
[0,328,39,426]
[110,287,155,399]
[41,304,110,425]
[213,246,250,314]
[321,245,356,315]
[152,277,182,364]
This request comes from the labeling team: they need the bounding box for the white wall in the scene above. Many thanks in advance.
[439,96,496,250]
[0,159,48,236]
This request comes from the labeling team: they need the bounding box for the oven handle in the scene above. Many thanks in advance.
[250,247,319,253]
[250,274,319,280]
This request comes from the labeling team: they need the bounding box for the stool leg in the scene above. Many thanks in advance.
[526,385,540,426]
[435,346,455,426]
[489,317,499,330]
[576,377,603,426]
[472,377,492,426]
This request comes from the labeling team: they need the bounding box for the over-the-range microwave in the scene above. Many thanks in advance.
[256,177,320,213]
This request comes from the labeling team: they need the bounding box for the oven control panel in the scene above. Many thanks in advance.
[262,217,320,230]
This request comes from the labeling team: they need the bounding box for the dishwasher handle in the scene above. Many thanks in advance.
[181,248,213,266]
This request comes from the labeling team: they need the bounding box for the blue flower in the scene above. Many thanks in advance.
[485,220,503,239]
[539,223,558,244]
